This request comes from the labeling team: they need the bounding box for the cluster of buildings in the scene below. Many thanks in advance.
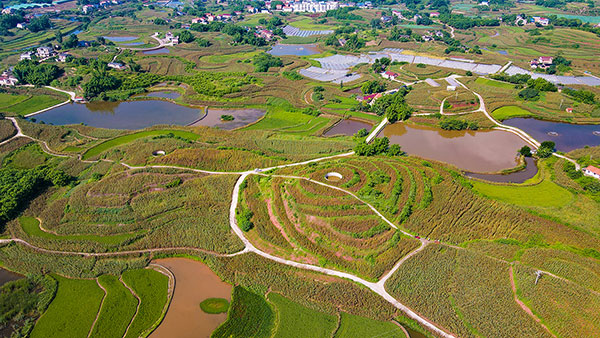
[191,13,235,24]
[422,30,444,42]
[515,15,549,26]
[0,70,18,86]
[82,0,119,14]
[245,1,371,14]
[19,47,70,63]
[530,56,553,69]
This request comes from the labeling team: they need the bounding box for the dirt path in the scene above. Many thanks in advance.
[120,276,141,338]
[87,278,107,338]
[508,266,557,338]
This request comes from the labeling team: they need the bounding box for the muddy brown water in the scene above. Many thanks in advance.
[0,268,22,286]
[191,108,266,130]
[150,258,232,338]
[381,123,527,173]
[323,119,373,137]
[466,157,538,183]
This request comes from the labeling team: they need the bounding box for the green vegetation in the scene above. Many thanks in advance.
[30,275,104,338]
[213,286,274,338]
[0,275,56,338]
[19,216,141,246]
[334,312,406,338]
[475,77,515,89]
[439,119,479,131]
[90,275,138,338]
[491,106,535,120]
[122,269,169,338]
[1,95,64,116]
[269,293,337,338]
[81,129,200,160]
[199,298,229,314]
[253,53,283,72]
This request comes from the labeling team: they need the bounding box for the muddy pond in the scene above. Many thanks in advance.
[191,108,265,130]
[143,47,170,55]
[503,118,600,152]
[465,157,538,183]
[381,123,527,172]
[0,268,22,286]
[268,44,320,56]
[150,258,231,338]
[323,119,372,137]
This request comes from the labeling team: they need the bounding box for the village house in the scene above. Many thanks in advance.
[380,15,392,23]
[20,51,34,61]
[107,62,127,70]
[0,72,18,86]
[430,11,440,17]
[532,16,549,26]
[36,46,54,59]
[257,29,274,40]
[56,52,70,62]
[192,17,207,24]
[382,71,399,80]
[530,56,553,69]
[82,4,95,13]
[16,23,26,29]
[357,92,382,102]
[583,165,600,180]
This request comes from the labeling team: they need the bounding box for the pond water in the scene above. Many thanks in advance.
[554,14,600,24]
[150,258,231,338]
[191,108,266,130]
[103,36,138,42]
[70,29,82,35]
[30,100,203,129]
[268,44,319,56]
[381,123,526,172]
[466,157,538,183]
[323,119,372,137]
[503,118,600,152]
[120,42,144,46]
[405,327,428,338]
[143,48,170,55]
[142,91,181,99]
[497,50,508,55]
[0,268,22,286]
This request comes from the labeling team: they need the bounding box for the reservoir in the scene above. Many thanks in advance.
[381,123,526,172]
[30,100,203,129]
[503,118,600,152]
[150,258,231,338]
[268,44,319,56]
[323,119,372,137]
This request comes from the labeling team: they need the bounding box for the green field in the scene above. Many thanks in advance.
[213,286,274,338]
[268,293,337,338]
[244,105,330,136]
[122,269,169,338]
[475,77,516,90]
[81,129,201,160]
[0,95,65,116]
[289,17,334,30]
[334,312,407,338]
[31,275,104,338]
[90,275,138,338]
[19,216,142,246]
[0,93,29,109]
[472,170,573,208]
[491,106,535,121]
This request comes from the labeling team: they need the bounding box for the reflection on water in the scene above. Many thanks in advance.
[30,100,203,129]
[324,119,372,137]
[103,36,138,42]
[268,44,319,56]
[143,48,170,55]
[191,108,266,130]
[381,123,526,172]
[150,258,231,338]
[140,91,181,99]
[466,157,538,183]
[503,118,600,152]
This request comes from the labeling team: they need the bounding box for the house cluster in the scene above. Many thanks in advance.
[107,62,127,70]
[514,15,549,26]
[530,56,553,69]
[164,31,179,45]
[583,165,600,180]
[191,13,235,24]
[245,1,370,13]
[289,1,339,13]
[255,27,275,40]
[20,46,55,61]
[422,30,444,42]
[357,92,383,102]
[82,0,119,14]
[0,70,18,86]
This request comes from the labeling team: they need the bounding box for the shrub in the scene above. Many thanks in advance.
[518,87,540,101]
[253,53,283,72]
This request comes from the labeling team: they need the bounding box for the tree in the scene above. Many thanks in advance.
[252,53,282,72]
[28,15,51,32]
[13,60,62,86]
[518,87,540,101]
[519,146,532,157]
[388,144,404,156]
[536,141,555,158]
[63,34,79,49]
[178,30,195,43]
[154,18,167,25]
[361,80,386,94]
[197,38,211,47]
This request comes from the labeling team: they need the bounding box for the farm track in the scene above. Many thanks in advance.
[120,276,141,338]
[87,278,107,338]
[0,85,587,338]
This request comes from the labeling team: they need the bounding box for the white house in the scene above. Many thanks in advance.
[382,71,399,80]
[107,62,127,70]
[583,165,600,180]
[0,74,18,86]
[56,52,70,62]
[20,51,34,61]
[36,46,54,58]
